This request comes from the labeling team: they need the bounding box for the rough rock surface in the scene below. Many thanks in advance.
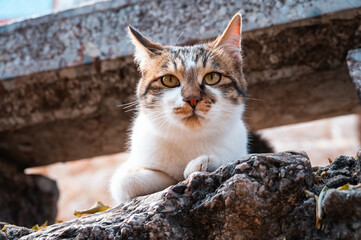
[0,222,35,240]
[0,158,59,228]
[347,49,361,102]
[283,150,361,240]
[2,150,361,239]
[17,151,313,239]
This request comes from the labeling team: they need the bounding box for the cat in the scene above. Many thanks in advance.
[110,13,250,203]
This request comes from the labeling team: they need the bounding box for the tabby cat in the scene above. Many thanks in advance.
[110,13,249,203]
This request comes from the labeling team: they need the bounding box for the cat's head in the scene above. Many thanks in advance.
[129,13,246,133]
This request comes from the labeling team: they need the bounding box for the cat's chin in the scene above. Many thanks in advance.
[181,113,205,129]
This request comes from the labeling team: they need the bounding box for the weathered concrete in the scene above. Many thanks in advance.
[347,49,361,102]
[1,1,361,167]
[1,0,360,81]
[0,57,136,168]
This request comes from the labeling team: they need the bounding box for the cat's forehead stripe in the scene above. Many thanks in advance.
[169,46,211,70]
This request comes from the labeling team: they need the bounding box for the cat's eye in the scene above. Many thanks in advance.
[203,72,222,85]
[161,75,180,88]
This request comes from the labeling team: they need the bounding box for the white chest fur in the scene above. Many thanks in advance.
[128,112,248,181]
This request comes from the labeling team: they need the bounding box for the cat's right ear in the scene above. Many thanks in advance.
[128,26,164,62]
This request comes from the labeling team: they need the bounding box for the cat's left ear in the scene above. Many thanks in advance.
[128,25,164,62]
[213,13,242,59]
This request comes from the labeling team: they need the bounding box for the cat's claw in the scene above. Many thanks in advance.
[183,155,210,179]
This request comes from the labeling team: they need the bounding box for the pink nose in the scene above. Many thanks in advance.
[184,96,202,108]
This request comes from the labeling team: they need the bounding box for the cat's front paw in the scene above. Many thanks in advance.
[183,155,210,179]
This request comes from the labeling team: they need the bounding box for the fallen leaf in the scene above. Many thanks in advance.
[1,226,6,231]
[304,189,315,198]
[316,186,329,229]
[32,221,48,231]
[74,201,110,217]
[337,183,350,191]
[337,183,361,191]
[328,158,333,164]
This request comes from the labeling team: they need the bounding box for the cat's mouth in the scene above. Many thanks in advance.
[184,112,203,119]
[181,113,205,128]
[173,104,208,128]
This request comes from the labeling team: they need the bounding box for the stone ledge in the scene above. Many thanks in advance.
[1,0,360,80]
[1,2,361,167]
[347,48,361,102]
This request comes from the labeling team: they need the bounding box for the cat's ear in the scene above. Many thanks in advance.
[213,13,242,59]
[128,25,164,61]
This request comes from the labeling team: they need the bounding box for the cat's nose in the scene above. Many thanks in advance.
[184,96,202,108]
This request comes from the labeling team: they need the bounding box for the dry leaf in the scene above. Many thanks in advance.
[316,186,329,229]
[32,221,48,231]
[74,201,110,217]
[337,183,350,191]
[337,183,361,191]
[304,189,315,198]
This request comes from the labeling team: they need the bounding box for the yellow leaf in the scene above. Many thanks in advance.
[337,183,361,191]
[31,224,39,231]
[337,183,350,191]
[31,221,48,231]
[40,221,48,228]
[74,201,110,217]
[328,158,333,164]
[1,226,6,231]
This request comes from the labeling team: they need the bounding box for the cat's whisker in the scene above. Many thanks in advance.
[244,97,264,102]
[117,100,139,108]
[123,104,139,110]
[124,108,138,113]
[174,31,185,46]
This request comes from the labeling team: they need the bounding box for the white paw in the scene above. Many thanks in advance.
[183,155,210,179]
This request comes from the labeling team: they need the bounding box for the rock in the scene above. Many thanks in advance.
[0,222,35,240]
[0,158,59,228]
[20,151,313,239]
[312,151,361,194]
[4,150,361,239]
[283,150,361,240]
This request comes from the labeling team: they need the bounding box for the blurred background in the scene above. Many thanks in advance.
[0,0,103,25]
[1,0,360,223]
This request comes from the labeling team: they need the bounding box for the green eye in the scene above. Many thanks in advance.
[161,75,180,88]
[204,72,222,85]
